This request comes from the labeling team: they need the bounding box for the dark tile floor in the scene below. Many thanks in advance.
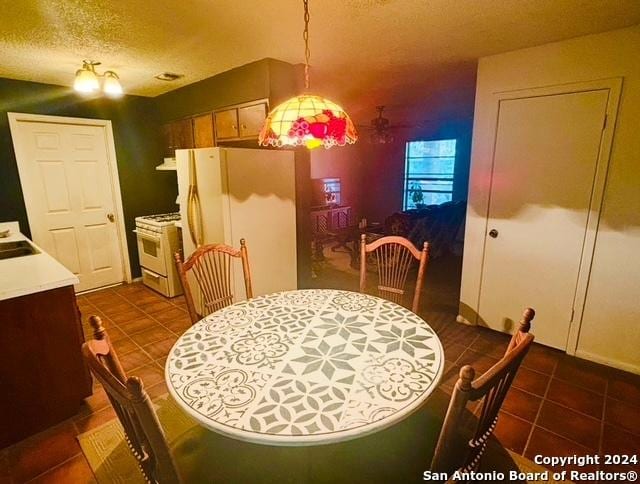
[1,252,638,482]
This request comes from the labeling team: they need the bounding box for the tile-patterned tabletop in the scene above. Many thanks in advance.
[165,289,444,445]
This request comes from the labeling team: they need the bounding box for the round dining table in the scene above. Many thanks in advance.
[165,289,444,446]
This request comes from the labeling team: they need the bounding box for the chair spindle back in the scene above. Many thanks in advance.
[360,234,429,313]
[81,316,180,484]
[175,239,253,324]
[431,308,536,477]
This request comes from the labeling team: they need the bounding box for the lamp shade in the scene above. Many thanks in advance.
[259,95,358,149]
[73,68,99,93]
[103,71,123,97]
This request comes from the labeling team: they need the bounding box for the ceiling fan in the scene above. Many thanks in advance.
[357,105,413,144]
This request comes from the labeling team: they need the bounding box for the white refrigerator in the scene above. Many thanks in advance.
[176,147,298,302]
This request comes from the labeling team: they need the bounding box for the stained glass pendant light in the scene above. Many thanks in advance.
[259,0,357,149]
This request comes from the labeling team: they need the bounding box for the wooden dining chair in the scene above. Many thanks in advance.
[81,316,181,483]
[174,239,253,324]
[359,234,429,313]
[82,316,310,483]
[430,308,536,477]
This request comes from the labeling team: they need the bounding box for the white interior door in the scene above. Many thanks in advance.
[10,116,126,292]
[478,90,608,349]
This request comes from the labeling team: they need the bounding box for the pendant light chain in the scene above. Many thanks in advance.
[303,0,311,89]
[258,0,358,149]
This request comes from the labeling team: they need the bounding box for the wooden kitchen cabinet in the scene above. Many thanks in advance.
[161,122,175,157]
[214,108,239,140]
[238,103,267,138]
[192,113,215,148]
[215,100,268,141]
[162,99,268,154]
[174,118,194,150]
[161,118,195,157]
[0,285,92,447]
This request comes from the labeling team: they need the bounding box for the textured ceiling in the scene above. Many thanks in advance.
[1,0,639,98]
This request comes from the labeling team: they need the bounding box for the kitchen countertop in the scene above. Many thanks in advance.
[0,222,79,302]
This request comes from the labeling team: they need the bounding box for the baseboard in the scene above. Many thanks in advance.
[456,314,475,326]
[77,278,143,295]
[574,349,640,375]
[78,282,125,295]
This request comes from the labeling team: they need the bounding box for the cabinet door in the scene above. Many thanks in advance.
[214,109,239,140]
[238,103,267,138]
[192,113,215,148]
[161,123,175,157]
[172,118,194,150]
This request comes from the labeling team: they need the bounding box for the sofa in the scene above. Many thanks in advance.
[384,201,466,259]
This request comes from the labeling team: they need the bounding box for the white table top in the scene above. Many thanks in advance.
[165,289,444,446]
[0,222,78,302]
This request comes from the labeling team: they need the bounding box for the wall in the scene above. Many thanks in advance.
[310,144,365,220]
[361,117,475,223]
[310,67,476,224]
[0,77,176,278]
[459,26,640,372]
[154,58,300,121]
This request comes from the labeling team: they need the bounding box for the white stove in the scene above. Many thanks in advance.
[135,212,181,230]
[134,212,183,297]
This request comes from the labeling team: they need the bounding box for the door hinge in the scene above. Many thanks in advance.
[570,308,575,323]
[602,114,608,131]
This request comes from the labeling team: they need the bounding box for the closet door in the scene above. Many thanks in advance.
[478,90,608,349]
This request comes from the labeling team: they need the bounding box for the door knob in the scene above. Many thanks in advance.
[107,213,115,222]
[489,229,498,238]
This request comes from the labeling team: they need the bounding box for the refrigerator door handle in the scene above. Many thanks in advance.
[187,150,204,247]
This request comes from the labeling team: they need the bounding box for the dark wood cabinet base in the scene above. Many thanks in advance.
[0,285,92,448]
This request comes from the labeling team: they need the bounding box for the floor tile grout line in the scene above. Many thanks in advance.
[598,380,608,457]
[534,394,604,421]
[79,301,151,358]
[522,357,558,456]
[527,422,601,454]
[108,288,186,365]
[81,286,185,372]
[550,374,608,396]
[595,388,640,409]
[23,451,83,483]
[79,288,173,391]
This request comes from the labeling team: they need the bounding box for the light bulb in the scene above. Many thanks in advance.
[74,67,99,94]
[103,71,123,97]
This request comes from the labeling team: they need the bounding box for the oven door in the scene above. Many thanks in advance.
[136,229,167,276]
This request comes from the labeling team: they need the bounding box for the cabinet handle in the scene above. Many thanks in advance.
[144,270,160,281]
[241,124,247,130]
[489,229,499,238]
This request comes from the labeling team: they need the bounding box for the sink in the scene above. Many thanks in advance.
[0,240,40,260]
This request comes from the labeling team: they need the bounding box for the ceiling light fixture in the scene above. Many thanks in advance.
[73,61,123,97]
[258,0,357,149]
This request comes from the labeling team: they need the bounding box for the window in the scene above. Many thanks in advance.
[403,139,456,209]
